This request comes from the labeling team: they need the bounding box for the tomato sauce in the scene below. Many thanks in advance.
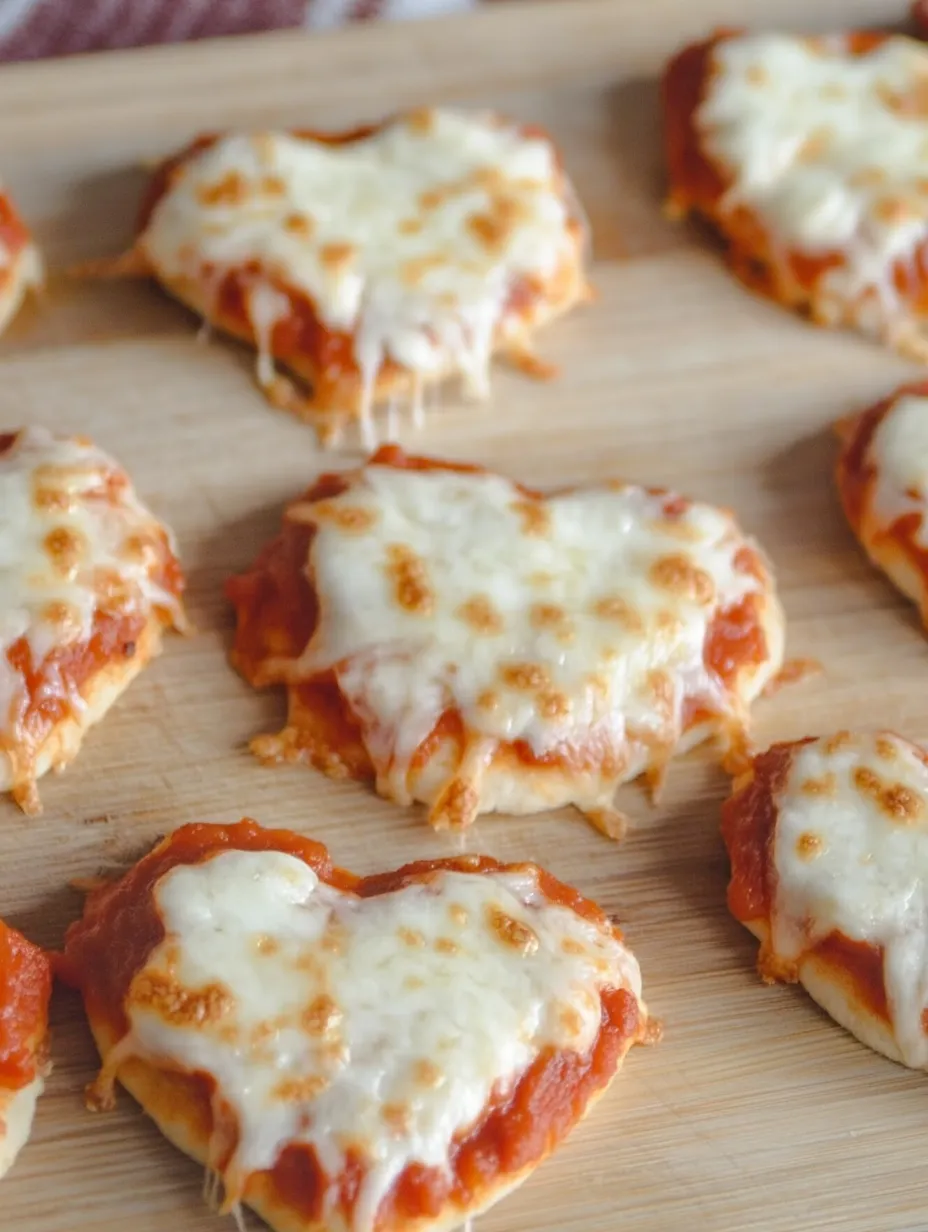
[0,920,51,1089]
[61,823,640,1226]
[813,932,889,1023]
[720,741,807,922]
[0,193,32,270]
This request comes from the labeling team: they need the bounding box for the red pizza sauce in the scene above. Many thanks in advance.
[0,920,51,1089]
[60,820,642,1227]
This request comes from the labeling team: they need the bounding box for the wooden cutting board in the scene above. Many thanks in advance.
[3,2,928,1228]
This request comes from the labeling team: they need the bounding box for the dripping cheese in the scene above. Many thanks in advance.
[837,380,928,630]
[663,31,928,360]
[0,918,51,1180]
[226,445,784,837]
[136,109,590,446]
[61,819,650,1232]
[0,427,187,812]
[723,730,928,1068]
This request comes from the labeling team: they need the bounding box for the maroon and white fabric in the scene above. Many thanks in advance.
[0,0,477,61]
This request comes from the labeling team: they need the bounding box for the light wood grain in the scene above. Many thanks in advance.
[2,2,928,1229]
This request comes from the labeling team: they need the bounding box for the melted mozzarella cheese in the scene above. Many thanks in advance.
[119,849,641,1229]
[699,34,928,338]
[772,731,928,1068]
[0,427,184,733]
[860,394,928,552]
[140,110,583,440]
[0,1075,43,1179]
[290,463,780,822]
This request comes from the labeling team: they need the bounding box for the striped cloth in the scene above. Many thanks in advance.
[0,0,477,61]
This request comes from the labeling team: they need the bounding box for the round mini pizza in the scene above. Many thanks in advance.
[0,917,51,1180]
[0,188,41,337]
[226,445,784,838]
[0,427,187,813]
[722,729,928,1068]
[132,109,590,446]
[663,30,928,360]
[836,380,928,628]
[60,818,652,1232]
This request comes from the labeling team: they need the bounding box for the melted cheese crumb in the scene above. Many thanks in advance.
[119,849,641,1229]
[772,731,928,1067]
[286,462,781,828]
[140,111,585,443]
[0,427,184,781]
[699,34,928,348]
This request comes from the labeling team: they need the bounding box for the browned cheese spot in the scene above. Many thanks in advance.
[487,906,539,956]
[467,195,529,254]
[398,927,426,948]
[477,689,500,712]
[401,255,446,287]
[745,63,769,86]
[591,594,645,634]
[819,81,848,101]
[319,921,346,955]
[254,934,280,957]
[530,603,574,643]
[501,661,550,691]
[448,903,469,927]
[470,166,507,192]
[314,500,378,534]
[645,669,675,719]
[406,108,436,135]
[385,543,433,616]
[655,610,684,639]
[456,595,504,635]
[320,241,357,273]
[435,937,460,956]
[302,994,342,1037]
[272,1074,329,1102]
[562,936,586,956]
[853,765,923,824]
[876,74,928,119]
[260,174,286,196]
[796,126,834,164]
[382,1102,413,1134]
[40,600,80,632]
[32,466,74,512]
[795,831,824,860]
[44,526,85,577]
[874,195,917,225]
[397,217,425,236]
[649,553,715,604]
[405,975,425,990]
[849,166,887,189]
[824,731,854,755]
[510,497,551,537]
[800,773,837,798]
[284,213,315,237]
[130,970,233,1028]
[537,689,571,720]
[559,1004,584,1037]
[197,170,250,207]
[875,736,898,762]
[413,1058,444,1088]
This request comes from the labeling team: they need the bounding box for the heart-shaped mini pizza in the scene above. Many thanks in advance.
[0,917,51,1180]
[61,819,652,1232]
[837,380,928,629]
[723,730,928,1068]
[663,30,928,360]
[227,445,784,838]
[134,109,589,445]
[0,427,187,813]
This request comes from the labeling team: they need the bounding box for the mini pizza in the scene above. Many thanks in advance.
[0,917,51,1179]
[663,31,928,360]
[837,381,928,627]
[134,109,589,445]
[60,818,652,1232]
[0,187,41,337]
[0,427,187,813]
[722,730,928,1068]
[226,445,784,838]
